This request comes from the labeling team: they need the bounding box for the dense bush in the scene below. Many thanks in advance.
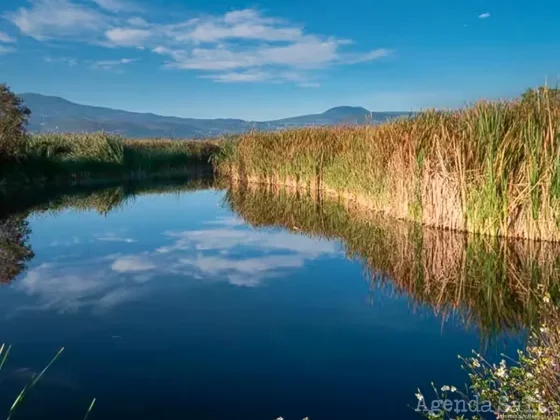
[0,83,30,161]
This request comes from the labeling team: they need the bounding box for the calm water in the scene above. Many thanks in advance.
[0,181,530,419]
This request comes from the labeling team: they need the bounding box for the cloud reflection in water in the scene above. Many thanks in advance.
[13,216,340,313]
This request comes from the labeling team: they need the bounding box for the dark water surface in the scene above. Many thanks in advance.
[0,180,541,420]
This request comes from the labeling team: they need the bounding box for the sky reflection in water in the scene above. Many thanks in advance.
[0,187,522,420]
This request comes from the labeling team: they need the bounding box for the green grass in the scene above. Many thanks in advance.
[0,132,220,187]
[215,87,560,241]
[0,344,98,419]
[1,344,67,419]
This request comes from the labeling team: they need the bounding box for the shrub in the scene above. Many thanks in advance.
[0,84,31,161]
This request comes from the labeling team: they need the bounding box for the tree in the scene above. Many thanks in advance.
[0,215,34,284]
[0,83,31,160]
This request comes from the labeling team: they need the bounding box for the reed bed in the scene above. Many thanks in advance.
[223,182,560,338]
[216,88,560,241]
[0,132,219,186]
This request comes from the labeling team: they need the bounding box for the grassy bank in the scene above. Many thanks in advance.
[215,88,560,241]
[0,133,219,188]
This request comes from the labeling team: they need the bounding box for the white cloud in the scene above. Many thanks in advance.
[89,57,138,70]
[204,216,245,227]
[111,255,156,272]
[44,56,78,66]
[200,70,271,83]
[257,37,340,68]
[157,38,386,73]
[5,3,392,85]
[478,12,491,19]
[171,8,302,43]
[6,0,109,41]
[156,225,338,286]
[223,9,266,25]
[9,213,341,313]
[105,27,151,46]
[90,0,139,13]
[127,16,148,26]
[343,48,393,64]
[184,21,302,43]
[155,35,390,81]
[0,31,16,43]
[49,236,82,246]
[15,261,147,313]
[177,255,308,287]
[96,233,136,243]
[200,70,323,86]
[158,227,338,258]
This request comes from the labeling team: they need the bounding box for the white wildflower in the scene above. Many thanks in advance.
[450,386,457,393]
[496,366,507,378]
[415,392,424,401]
[441,386,450,392]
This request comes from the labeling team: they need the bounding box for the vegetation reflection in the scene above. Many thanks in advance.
[223,182,560,339]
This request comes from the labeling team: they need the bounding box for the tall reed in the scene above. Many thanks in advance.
[1,133,219,186]
[216,88,560,241]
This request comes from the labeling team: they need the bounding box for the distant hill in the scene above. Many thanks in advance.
[19,93,410,139]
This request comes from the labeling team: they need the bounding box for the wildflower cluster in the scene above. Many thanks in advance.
[414,292,560,419]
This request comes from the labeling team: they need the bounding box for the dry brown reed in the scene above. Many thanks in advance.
[216,88,560,241]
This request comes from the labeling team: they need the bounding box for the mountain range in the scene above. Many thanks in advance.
[19,93,410,139]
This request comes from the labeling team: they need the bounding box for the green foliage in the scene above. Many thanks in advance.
[0,133,220,186]
[217,86,560,241]
[0,83,31,161]
[0,344,65,419]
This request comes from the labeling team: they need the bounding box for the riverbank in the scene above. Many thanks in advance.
[0,133,219,189]
[2,88,559,241]
[215,88,560,242]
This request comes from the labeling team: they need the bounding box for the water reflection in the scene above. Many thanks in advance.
[0,216,34,284]
[1,177,559,337]
[0,177,551,419]
[222,182,560,338]
[0,177,212,285]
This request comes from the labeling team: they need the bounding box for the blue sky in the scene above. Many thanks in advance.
[0,0,559,120]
